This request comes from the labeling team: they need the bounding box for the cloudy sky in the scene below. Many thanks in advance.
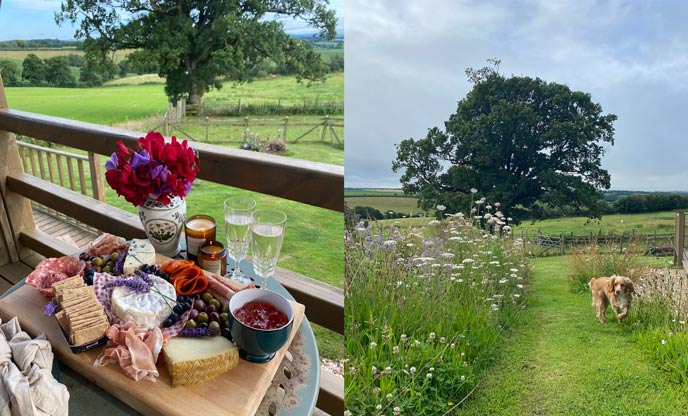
[345,0,688,191]
[0,0,344,40]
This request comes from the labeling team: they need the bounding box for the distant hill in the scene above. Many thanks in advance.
[0,39,83,50]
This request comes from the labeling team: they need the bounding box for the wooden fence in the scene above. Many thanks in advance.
[164,100,343,144]
[517,229,676,256]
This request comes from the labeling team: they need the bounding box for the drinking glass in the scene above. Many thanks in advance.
[250,209,287,290]
[224,196,256,284]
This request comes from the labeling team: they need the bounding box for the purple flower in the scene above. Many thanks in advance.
[180,327,211,337]
[105,152,118,171]
[105,277,150,293]
[113,251,127,274]
[43,301,58,317]
[130,150,150,171]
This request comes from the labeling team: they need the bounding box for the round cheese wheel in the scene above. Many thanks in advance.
[111,275,176,329]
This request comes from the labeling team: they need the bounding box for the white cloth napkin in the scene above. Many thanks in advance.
[0,318,69,416]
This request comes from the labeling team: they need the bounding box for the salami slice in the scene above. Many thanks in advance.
[26,256,85,298]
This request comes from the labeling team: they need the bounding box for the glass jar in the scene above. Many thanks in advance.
[198,241,227,276]
[184,214,216,262]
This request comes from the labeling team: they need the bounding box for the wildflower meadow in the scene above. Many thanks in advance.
[344,203,530,415]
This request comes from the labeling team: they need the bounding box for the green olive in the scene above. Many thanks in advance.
[208,321,220,335]
[184,319,197,329]
[197,312,209,324]
[102,265,112,273]
[92,258,103,266]
[220,312,229,322]
[209,299,222,311]
[110,252,120,261]
[201,292,213,304]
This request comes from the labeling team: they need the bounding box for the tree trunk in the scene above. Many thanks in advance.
[187,80,204,105]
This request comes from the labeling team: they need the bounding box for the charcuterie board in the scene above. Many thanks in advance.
[0,258,306,416]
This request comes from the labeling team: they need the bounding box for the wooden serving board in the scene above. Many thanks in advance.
[0,283,305,416]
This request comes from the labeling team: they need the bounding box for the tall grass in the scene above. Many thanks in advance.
[567,239,641,292]
[345,213,529,415]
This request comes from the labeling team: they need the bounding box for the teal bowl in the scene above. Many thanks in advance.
[228,289,294,363]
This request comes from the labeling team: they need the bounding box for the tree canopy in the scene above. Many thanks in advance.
[392,61,617,221]
[57,0,337,104]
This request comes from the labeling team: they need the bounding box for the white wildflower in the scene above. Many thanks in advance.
[370,342,377,348]
[460,375,466,381]
[426,373,433,379]
[393,346,400,354]
[372,366,378,374]
[429,332,436,340]
[410,366,416,374]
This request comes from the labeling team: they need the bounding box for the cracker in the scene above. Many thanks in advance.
[67,309,104,326]
[61,296,98,311]
[70,315,108,332]
[52,275,85,291]
[55,310,69,333]
[65,303,102,318]
[70,321,109,345]
[56,286,92,303]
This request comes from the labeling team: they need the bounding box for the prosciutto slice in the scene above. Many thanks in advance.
[26,257,85,298]
[94,322,163,382]
[87,233,128,257]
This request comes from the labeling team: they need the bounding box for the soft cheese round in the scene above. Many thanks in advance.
[111,275,176,329]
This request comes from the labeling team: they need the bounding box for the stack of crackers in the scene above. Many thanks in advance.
[52,276,109,345]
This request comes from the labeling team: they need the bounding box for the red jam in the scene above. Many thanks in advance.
[234,301,289,330]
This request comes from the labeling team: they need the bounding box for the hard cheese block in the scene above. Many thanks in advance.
[111,275,176,329]
[163,335,239,386]
[123,239,156,274]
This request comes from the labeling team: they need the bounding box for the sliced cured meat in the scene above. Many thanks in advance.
[26,257,85,298]
[87,233,128,257]
[94,322,162,382]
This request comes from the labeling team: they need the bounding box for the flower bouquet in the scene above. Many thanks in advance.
[105,131,200,256]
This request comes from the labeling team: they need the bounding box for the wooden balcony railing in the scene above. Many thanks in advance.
[0,76,344,414]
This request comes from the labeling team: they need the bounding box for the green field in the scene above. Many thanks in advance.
[5,73,342,125]
[513,211,678,236]
[345,196,425,215]
[344,188,406,197]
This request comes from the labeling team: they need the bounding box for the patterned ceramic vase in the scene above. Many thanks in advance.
[137,196,186,257]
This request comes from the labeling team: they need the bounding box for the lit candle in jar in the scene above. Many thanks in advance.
[198,241,227,276]
[184,215,216,262]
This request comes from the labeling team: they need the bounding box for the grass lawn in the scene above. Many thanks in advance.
[344,188,406,197]
[513,211,680,236]
[459,256,688,415]
[5,84,168,125]
[202,72,343,109]
[345,196,426,215]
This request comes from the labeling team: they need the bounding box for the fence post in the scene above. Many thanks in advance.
[87,152,105,202]
[205,117,209,142]
[283,117,289,142]
[560,233,564,255]
[238,98,242,114]
[0,74,35,264]
[675,210,685,268]
[321,115,329,142]
[244,117,249,135]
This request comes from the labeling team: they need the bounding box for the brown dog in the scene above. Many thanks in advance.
[589,275,634,324]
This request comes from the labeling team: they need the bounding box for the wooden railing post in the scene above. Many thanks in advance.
[321,115,329,142]
[0,75,35,265]
[675,210,685,268]
[283,116,288,142]
[87,152,105,201]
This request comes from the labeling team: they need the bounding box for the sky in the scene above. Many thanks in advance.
[0,0,344,40]
[345,0,688,191]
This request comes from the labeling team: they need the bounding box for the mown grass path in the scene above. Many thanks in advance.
[460,256,688,415]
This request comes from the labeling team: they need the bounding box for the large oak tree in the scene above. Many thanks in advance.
[392,62,617,221]
[57,0,337,104]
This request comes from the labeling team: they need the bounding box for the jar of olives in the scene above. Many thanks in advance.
[198,241,227,276]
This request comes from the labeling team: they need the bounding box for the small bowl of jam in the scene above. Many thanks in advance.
[228,289,294,363]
